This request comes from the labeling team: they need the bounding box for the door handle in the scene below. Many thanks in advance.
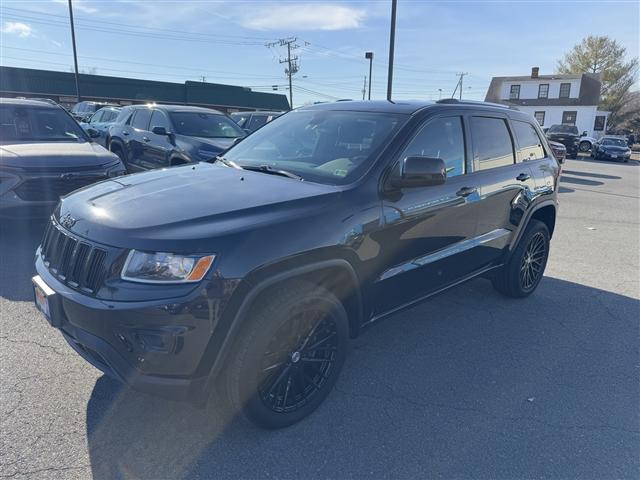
[143,137,150,142]
[456,186,477,197]
[122,131,130,136]
[516,173,531,181]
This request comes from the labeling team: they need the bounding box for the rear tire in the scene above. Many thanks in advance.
[109,143,128,170]
[492,219,550,298]
[220,281,349,429]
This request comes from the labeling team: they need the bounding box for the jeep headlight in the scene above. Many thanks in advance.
[121,250,215,283]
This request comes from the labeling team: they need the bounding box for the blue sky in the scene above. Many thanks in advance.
[1,0,638,107]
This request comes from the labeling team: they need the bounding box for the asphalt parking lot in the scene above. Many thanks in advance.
[1,154,638,479]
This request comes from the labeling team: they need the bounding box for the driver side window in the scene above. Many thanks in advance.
[399,116,465,177]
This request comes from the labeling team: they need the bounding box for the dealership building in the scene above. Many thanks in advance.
[0,66,290,113]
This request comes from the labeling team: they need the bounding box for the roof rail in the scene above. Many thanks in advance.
[436,98,519,110]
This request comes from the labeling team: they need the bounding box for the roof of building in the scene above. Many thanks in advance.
[0,66,290,111]
[484,72,602,107]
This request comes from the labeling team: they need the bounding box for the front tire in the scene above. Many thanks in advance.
[221,281,349,429]
[492,219,550,298]
[579,141,591,152]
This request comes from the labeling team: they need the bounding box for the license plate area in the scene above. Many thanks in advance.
[32,275,61,327]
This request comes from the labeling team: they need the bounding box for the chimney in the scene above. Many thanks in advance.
[531,67,539,79]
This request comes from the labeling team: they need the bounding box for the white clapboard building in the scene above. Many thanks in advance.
[485,67,609,138]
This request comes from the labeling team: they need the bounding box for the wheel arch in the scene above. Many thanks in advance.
[204,258,364,388]
[508,200,557,254]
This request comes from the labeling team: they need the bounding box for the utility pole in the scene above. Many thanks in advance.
[386,0,397,101]
[365,51,374,100]
[266,37,301,109]
[451,72,468,100]
[362,76,367,100]
[68,0,80,102]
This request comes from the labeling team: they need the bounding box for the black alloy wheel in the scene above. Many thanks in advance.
[519,231,546,292]
[258,312,338,414]
[220,281,349,429]
[491,219,550,298]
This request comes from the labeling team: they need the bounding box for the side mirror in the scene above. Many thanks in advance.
[87,128,100,138]
[391,156,447,188]
[152,126,169,136]
[581,131,587,137]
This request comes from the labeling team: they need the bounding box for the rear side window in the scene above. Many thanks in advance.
[400,116,465,177]
[248,114,268,130]
[131,109,152,130]
[150,110,171,131]
[512,120,545,161]
[90,110,103,123]
[470,117,515,170]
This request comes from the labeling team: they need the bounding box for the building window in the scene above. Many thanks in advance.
[559,83,571,98]
[594,115,605,131]
[562,111,577,125]
[509,85,521,100]
[534,111,545,126]
[538,84,549,99]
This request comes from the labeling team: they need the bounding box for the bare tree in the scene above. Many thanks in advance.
[557,36,638,125]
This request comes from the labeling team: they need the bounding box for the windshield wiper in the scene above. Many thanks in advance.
[240,164,303,181]
[214,155,242,169]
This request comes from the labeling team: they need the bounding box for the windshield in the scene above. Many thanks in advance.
[601,138,628,147]
[169,112,245,138]
[223,110,407,185]
[0,105,88,143]
[548,125,579,135]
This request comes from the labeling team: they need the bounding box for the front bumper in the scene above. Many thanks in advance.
[598,151,631,161]
[34,253,227,401]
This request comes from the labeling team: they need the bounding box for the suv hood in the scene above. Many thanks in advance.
[0,142,117,170]
[56,163,340,250]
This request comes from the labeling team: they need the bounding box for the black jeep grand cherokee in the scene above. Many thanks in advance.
[33,100,559,428]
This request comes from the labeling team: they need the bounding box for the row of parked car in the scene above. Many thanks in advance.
[544,124,633,162]
[0,97,282,217]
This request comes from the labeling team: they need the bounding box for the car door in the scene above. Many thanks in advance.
[141,109,173,169]
[371,114,487,315]
[465,114,538,267]
[127,108,152,171]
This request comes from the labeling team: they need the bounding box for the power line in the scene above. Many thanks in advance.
[266,37,305,108]
[1,6,273,42]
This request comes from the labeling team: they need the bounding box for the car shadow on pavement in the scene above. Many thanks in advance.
[561,169,621,180]
[0,218,49,301]
[84,277,640,480]
[559,175,604,187]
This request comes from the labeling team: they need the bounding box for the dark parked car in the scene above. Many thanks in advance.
[71,101,117,123]
[0,98,125,217]
[107,104,245,171]
[80,106,121,147]
[547,140,567,163]
[32,100,559,428]
[591,136,632,162]
[230,111,284,133]
[545,124,580,159]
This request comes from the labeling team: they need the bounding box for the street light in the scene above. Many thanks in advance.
[365,52,374,100]
[386,0,397,101]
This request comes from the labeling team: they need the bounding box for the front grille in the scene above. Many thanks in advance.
[41,221,108,294]
[15,176,106,201]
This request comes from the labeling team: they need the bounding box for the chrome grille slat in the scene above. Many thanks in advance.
[40,220,109,294]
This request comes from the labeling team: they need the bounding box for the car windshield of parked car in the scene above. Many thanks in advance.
[222,110,407,185]
[0,105,88,143]
[169,112,244,138]
[548,125,579,135]
[601,138,627,147]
